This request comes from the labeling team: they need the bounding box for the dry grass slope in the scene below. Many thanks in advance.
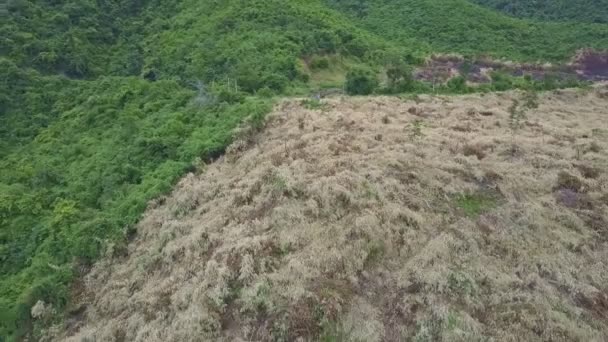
[48,86,608,341]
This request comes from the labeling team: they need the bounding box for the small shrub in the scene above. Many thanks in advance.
[301,98,327,110]
[385,62,414,93]
[364,240,386,267]
[596,89,608,99]
[522,89,539,109]
[483,169,503,183]
[262,73,289,92]
[408,106,421,116]
[508,99,526,133]
[508,97,528,155]
[410,119,425,140]
[555,171,585,192]
[599,193,608,206]
[345,67,378,95]
[490,72,513,91]
[447,76,467,92]
[448,272,476,297]
[575,164,600,179]
[320,321,350,342]
[256,87,275,98]
[462,143,486,160]
[211,82,246,104]
[587,141,602,153]
[310,56,330,70]
[454,193,498,218]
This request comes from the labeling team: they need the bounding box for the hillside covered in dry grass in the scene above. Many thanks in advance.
[46,86,608,341]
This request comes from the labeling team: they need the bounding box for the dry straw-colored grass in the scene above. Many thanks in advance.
[49,85,608,341]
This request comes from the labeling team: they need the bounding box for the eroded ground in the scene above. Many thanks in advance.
[48,86,608,341]
[415,50,608,84]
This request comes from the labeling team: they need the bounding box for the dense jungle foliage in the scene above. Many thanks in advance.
[2,0,608,339]
[325,0,608,61]
[470,0,608,23]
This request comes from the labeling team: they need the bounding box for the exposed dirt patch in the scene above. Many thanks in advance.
[573,50,608,81]
[415,51,608,85]
[51,87,608,342]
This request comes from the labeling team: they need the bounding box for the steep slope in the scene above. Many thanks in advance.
[470,0,608,23]
[50,87,608,341]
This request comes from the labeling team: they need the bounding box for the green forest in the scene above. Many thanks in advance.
[2,0,608,339]
[471,0,608,23]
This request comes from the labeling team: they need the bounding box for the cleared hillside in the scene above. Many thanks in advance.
[43,86,608,341]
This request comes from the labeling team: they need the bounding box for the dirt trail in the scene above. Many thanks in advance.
[47,86,608,341]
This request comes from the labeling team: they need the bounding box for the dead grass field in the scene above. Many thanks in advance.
[47,85,608,341]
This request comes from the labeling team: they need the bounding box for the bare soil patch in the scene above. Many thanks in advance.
[415,50,608,84]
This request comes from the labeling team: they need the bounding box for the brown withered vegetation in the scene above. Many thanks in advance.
[48,85,608,342]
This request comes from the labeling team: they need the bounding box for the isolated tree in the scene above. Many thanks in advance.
[386,62,414,93]
[345,67,378,95]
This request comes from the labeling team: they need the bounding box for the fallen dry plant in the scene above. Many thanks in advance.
[49,85,608,341]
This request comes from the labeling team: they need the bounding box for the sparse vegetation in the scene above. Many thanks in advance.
[410,119,426,140]
[508,90,538,154]
[301,98,328,110]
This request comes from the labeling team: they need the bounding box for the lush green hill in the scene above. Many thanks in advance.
[2,0,156,78]
[2,0,608,340]
[325,0,608,61]
[470,0,608,23]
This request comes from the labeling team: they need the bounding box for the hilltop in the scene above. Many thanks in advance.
[52,87,608,341]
